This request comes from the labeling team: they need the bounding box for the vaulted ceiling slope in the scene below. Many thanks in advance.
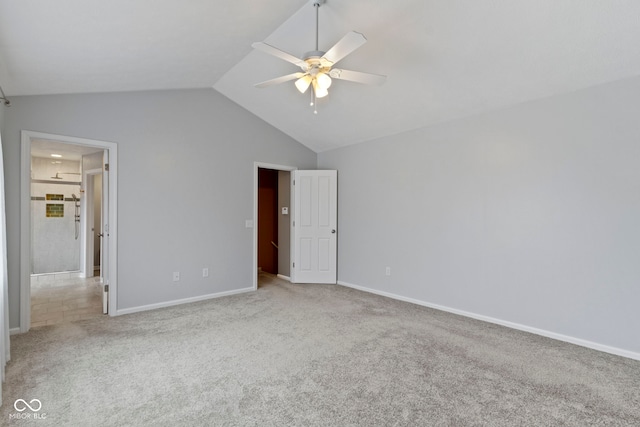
[1,1,640,152]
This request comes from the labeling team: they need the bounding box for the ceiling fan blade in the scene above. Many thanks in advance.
[329,69,386,86]
[255,73,305,88]
[322,31,367,65]
[252,42,305,67]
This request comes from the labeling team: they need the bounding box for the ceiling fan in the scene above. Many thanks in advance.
[252,0,386,112]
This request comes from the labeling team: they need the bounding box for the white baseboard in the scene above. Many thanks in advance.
[9,327,21,336]
[115,287,255,316]
[337,280,640,362]
[276,274,291,282]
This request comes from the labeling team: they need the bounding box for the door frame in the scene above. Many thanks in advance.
[252,162,297,291]
[81,168,102,279]
[20,131,119,332]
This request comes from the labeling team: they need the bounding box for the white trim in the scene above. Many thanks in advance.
[9,328,20,336]
[115,287,254,316]
[19,139,30,333]
[276,274,291,282]
[253,162,297,291]
[20,131,119,332]
[337,280,640,362]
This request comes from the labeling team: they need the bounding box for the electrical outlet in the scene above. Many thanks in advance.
[202,268,209,278]
[385,267,391,276]
[173,271,180,282]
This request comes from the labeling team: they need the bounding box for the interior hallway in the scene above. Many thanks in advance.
[30,273,103,327]
[257,270,283,289]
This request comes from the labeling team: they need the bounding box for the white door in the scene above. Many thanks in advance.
[291,170,337,284]
[101,151,109,314]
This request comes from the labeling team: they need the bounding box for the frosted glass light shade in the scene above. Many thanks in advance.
[313,80,329,98]
[295,75,312,93]
[316,72,332,90]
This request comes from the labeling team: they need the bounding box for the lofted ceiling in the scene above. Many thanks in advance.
[1,1,640,153]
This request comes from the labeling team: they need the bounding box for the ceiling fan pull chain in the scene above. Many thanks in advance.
[310,89,318,114]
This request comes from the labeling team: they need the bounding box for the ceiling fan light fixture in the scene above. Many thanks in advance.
[312,80,329,98]
[295,75,313,93]
[316,72,332,90]
[251,0,385,111]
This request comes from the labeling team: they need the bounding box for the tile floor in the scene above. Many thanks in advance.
[30,272,104,328]
[30,271,280,328]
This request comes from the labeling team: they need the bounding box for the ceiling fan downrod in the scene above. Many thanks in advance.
[303,0,325,114]
[313,0,324,51]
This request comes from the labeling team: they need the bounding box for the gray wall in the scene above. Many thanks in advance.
[277,170,291,277]
[2,89,317,327]
[318,76,640,355]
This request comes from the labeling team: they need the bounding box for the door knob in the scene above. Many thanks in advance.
[98,233,104,237]
[331,229,336,234]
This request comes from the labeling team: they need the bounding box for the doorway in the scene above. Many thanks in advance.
[93,173,103,278]
[83,167,109,314]
[258,168,278,275]
[253,162,296,290]
[28,142,104,327]
[82,169,103,280]
[20,131,118,332]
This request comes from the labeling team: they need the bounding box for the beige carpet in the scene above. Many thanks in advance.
[2,274,639,426]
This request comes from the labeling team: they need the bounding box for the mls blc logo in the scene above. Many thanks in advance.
[10,399,47,420]
[14,398,42,412]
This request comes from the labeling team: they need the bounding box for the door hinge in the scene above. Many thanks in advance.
[293,179,295,185]
[293,220,295,227]
[104,284,109,292]
[292,262,295,269]
[104,163,109,171]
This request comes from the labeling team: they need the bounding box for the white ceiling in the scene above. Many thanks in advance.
[31,138,103,161]
[2,1,640,153]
